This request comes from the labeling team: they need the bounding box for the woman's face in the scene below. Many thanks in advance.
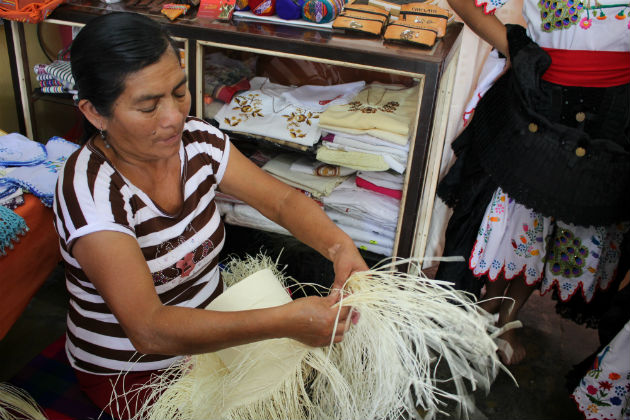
[103,48,191,163]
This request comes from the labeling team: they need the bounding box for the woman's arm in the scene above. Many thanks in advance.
[218,147,368,290]
[448,0,509,57]
[72,231,351,356]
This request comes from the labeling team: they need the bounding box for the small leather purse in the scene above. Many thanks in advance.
[383,20,437,47]
[399,2,449,37]
[332,5,390,36]
[399,2,450,20]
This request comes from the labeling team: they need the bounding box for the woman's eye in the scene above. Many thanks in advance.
[174,90,186,98]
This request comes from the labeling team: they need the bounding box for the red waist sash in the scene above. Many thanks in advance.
[541,48,630,87]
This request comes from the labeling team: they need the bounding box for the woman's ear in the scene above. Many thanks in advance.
[77,99,108,132]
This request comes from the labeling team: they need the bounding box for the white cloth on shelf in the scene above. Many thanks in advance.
[215,77,322,147]
[336,223,394,251]
[323,177,400,231]
[280,81,366,112]
[357,171,404,191]
[321,130,410,173]
[223,202,291,236]
[354,240,392,256]
[325,207,395,239]
[262,153,349,198]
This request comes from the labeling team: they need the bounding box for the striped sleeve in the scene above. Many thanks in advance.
[54,146,135,255]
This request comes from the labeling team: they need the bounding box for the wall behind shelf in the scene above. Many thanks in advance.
[1,22,79,141]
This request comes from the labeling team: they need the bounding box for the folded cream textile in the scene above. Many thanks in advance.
[215,77,322,147]
[262,153,349,198]
[323,137,408,173]
[318,142,404,173]
[279,81,366,112]
[319,83,419,146]
[357,170,404,191]
[316,146,390,172]
[289,156,356,177]
[325,207,395,239]
[323,177,400,230]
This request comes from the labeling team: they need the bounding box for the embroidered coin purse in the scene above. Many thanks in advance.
[383,21,437,47]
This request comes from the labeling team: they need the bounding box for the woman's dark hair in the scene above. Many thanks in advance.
[71,12,180,143]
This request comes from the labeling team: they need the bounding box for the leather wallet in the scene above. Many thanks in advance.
[401,14,447,37]
[343,3,391,20]
[383,21,437,47]
[399,2,450,20]
[332,14,386,35]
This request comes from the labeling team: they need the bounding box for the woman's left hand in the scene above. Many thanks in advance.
[329,242,369,292]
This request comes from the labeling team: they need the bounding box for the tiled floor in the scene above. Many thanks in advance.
[0,226,597,419]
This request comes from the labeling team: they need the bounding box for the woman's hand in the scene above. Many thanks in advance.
[329,242,369,292]
[283,293,352,347]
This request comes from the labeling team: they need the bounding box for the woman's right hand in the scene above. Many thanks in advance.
[282,291,352,347]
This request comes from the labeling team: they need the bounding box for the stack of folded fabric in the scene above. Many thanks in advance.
[355,170,404,200]
[322,176,400,256]
[217,153,357,237]
[214,77,366,149]
[32,60,76,95]
[1,134,80,207]
[262,153,351,199]
[316,82,417,173]
[319,130,409,173]
[325,207,395,256]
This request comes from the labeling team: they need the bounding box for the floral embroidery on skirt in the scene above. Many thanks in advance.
[470,187,628,302]
[572,321,630,420]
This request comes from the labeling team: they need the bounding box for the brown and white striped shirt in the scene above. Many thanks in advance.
[53,117,230,374]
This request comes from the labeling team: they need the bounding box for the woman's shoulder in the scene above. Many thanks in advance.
[183,117,226,141]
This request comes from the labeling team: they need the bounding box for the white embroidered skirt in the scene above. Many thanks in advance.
[470,187,628,302]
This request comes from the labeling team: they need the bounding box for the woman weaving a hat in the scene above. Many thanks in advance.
[53,11,367,418]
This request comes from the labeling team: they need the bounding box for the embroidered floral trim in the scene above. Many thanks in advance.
[474,0,500,14]
[223,93,264,127]
[572,332,630,420]
[282,108,320,139]
[540,0,630,32]
[346,100,400,114]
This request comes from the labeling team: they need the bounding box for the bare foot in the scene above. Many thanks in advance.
[496,329,526,365]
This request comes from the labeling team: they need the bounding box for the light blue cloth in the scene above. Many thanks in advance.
[3,137,80,207]
[0,133,47,166]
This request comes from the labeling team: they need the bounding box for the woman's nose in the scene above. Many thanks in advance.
[159,95,188,127]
